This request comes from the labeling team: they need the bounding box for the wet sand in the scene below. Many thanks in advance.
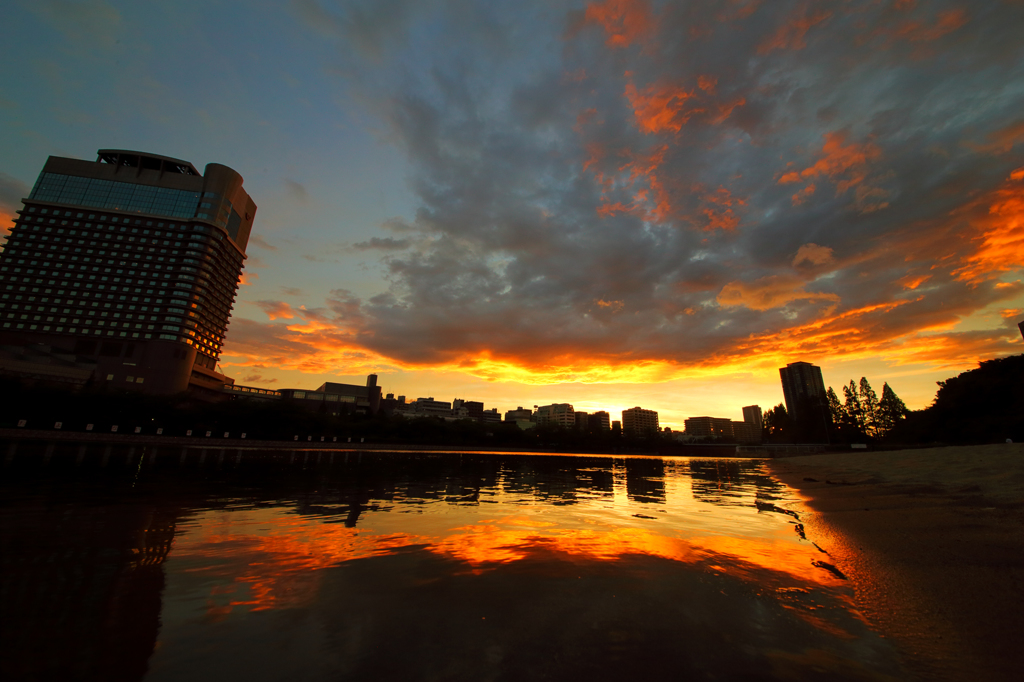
[771,444,1024,682]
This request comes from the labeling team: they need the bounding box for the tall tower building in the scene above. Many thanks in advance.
[0,150,256,395]
[778,361,826,423]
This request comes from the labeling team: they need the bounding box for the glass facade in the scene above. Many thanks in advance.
[30,173,200,218]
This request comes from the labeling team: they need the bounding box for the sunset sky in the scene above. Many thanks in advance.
[2,0,1023,429]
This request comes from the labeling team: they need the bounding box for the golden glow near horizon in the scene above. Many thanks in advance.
[4,0,1023,422]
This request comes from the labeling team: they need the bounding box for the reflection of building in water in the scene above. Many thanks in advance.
[624,458,666,504]
[0,458,178,680]
[688,459,783,507]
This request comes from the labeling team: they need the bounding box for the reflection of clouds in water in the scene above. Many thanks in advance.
[2,445,901,681]
[167,455,832,620]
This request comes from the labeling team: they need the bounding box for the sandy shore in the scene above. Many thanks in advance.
[771,444,1024,682]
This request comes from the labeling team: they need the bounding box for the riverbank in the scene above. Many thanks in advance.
[771,444,1024,682]
[0,428,767,458]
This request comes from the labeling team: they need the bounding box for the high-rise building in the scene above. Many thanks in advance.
[622,406,659,435]
[779,361,826,422]
[0,150,256,395]
[742,405,763,427]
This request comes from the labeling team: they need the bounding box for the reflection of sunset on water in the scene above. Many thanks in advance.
[2,446,906,681]
[168,458,842,618]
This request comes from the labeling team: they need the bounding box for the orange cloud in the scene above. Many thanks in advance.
[952,168,1024,284]
[582,0,655,49]
[717,0,762,23]
[791,184,816,206]
[779,131,882,196]
[891,8,968,43]
[898,274,931,290]
[0,209,15,236]
[964,120,1024,155]
[595,298,625,312]
[792,243,833,267]
[717,274,840,312]
[596,144,673,222]
[698,186,743,231]
[255,300,296,321]
[624,79,701,134]
[757,6,832,54]
[624,75,744,135]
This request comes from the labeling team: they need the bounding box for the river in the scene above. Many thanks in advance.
[0,441,903,681]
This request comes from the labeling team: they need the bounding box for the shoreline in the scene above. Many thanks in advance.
[770,445,1024,682]
[0,427,754,458]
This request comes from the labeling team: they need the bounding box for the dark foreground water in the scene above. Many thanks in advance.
[0,441,903,681]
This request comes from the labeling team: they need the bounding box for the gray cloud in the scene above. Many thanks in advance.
[280,0,1024,376]
[351,236,411,251]
[0,172,30,211]
[285,179,309,202]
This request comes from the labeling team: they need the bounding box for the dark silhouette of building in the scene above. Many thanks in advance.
[779,361,826,423]
[0,150,256,396]
[452,399,484,420]
[277,374,383,415]
[742,405,762,426]
[622,406,659,435]
[684,416,733,439]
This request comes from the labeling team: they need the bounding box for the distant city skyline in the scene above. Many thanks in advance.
[2,1,1022,430]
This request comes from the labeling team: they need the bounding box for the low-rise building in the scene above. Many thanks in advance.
[622,406,659,435]
[590,411,611,431]
[276,374,382,416]
[480,408,502,424]
[535,403,575,427]
[684,416,734,439]
[505,406,533,422]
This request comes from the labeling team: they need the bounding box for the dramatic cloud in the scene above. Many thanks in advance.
[226,0,1024,385]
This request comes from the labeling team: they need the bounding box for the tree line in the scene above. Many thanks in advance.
[762,376,908,443]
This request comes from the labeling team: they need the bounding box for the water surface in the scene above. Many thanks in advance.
[0,442,902,681]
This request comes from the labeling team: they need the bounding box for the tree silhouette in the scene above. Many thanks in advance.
[859,377,880,438]
[842,380,864,434]
[761,403,791,443]
[877,382,908,434]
